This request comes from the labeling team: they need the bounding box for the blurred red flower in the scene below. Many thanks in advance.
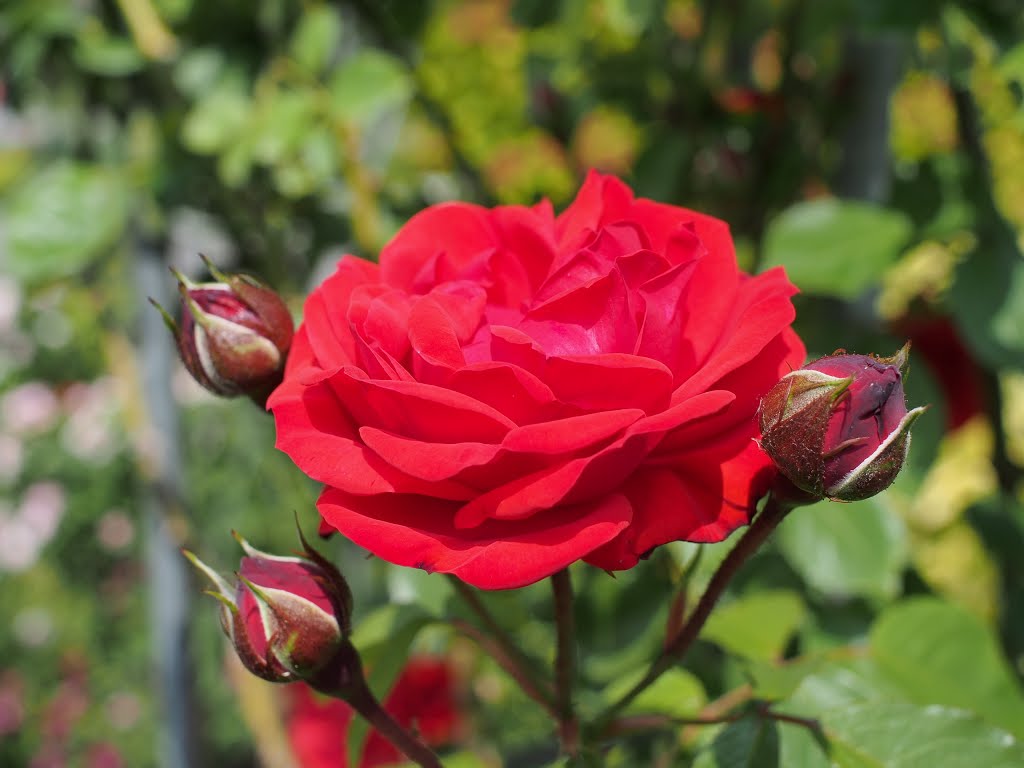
[286,657,461,768]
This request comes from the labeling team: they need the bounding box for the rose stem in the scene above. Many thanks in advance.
[450,618,558,717]
[551,568,580,755]
[594,494,794,732]
[339,661,443,768]
[446,576,557,710]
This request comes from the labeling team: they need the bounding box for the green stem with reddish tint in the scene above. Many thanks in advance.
[594,494,795,733]
[552,568,580,756]
[318,642,442,768]
[447,576,557,712]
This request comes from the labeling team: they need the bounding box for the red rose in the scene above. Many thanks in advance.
[269,171,804,588]
[286,657,461,768]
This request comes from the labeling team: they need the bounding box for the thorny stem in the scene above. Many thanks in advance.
[604,703,820,740]
[595,494,794,731]
[551,569,580,756]
[344,677,443,768]
[447,576,557,711]
[320,642,442,768]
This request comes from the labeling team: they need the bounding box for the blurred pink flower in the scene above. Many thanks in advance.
[0,669,25,736]
[0,515,42,572]
[19,481,66,542]
[86,743,124,768]
[1,381,59,436]
[105,691,142,730]
[60,379,120,464]
[96,510,135,552]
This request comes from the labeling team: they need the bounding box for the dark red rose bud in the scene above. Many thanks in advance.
[184,529,353,686]
[152,257,293,406]
[758,344,927,501]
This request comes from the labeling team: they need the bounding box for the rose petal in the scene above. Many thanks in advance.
[270,378,474,499]
[240,556,335,615]
[359,427,503,483]
[554,171,634,248]
[380,203,556,303]
[347,285,412,364]
[445,362,561,425]
[301,257,380,370]
[520,270,638,356]
[542,354,674,413]
[408,296,468,380]
[329,367,516,443]
[672,267,798,404]
[452,390,730,529]
[318,488,632,589]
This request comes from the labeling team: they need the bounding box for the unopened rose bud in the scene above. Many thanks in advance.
[758,344,927,501]
[152,257,293,406]
[184,529,354,686]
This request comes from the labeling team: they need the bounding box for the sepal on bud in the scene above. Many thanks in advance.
[758,344,926,502]
[184,527,354,687]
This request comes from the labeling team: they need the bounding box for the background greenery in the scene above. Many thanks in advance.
[1,0,1023,766]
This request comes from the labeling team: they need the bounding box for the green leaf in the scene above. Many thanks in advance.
[869,598,1024,737]
[747,655,825,700]
[347,604,435,767]
[602,667,706,718]
[949,237,1024,368]
[761,199,913,298]
[820,701,1024,768]
[386,566,452,616]
[702,590,806,661]
[181,74,251,154]
[251,89,317,166]
[775,495,908,601]
[782,659,908,716]
[778,722,830,768]
[693,715,780,768]
[329,51,412,126]
[1,162,127,283]
[73,34,144,76]
[173,48,226,97]
[289,5,341,74]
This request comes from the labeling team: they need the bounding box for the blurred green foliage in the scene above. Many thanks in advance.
[1,0,1023,766]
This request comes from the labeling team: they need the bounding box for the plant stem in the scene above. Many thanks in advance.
[344,672,443,768]
[447,576,557,711]
[313,641,441,768]
[603,704,821,739]
[450,618,557,717]
[595,495,793,729]
[551,568,580,755]
[604,711,743,738]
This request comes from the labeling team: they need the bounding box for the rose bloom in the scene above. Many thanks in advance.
[270,172,804,588]
[286,657,461,768]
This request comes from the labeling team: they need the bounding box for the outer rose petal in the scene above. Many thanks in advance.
[301,256,381,370]
[586,439,775,570]
[318,488,632,589]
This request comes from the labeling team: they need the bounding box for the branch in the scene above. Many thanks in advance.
[595,495,793,728]
[551,569,580,755]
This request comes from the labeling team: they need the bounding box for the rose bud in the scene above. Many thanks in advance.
[183,529,354,686]
[758,344,927,501]
[152,256,294,406]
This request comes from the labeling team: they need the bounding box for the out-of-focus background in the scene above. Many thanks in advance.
[1,1,1023,766]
